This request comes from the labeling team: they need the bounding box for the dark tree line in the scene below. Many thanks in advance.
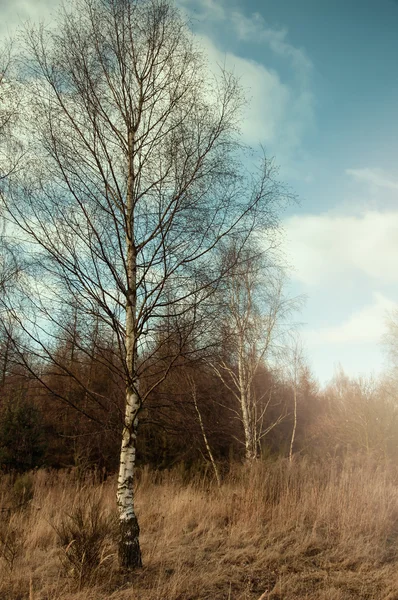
[0,314,319,474]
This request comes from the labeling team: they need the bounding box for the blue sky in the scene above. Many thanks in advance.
[2,0,398,384]
[176,0,398,384]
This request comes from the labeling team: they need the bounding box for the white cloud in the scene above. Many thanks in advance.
[284,210,398,285]
[229,11,312,76]
[305,292,396,345]
[231,57,290,147]
[180,0,312,76]
[178,0,314,170]
[177,0,226,21]
[201,37,290,146]
[346,168,398,191]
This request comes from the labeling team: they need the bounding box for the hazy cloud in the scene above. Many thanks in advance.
[201,37,290,146]
[229,10,312,76]
[305,292,396,345]
[178,0,226,21]
[285,210,398,285]
[346,168,398,191]
[178,0,314,168]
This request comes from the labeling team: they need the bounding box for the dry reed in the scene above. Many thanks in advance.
[1,456,398,599]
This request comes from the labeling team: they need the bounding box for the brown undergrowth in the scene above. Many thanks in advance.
[1,456,398,599]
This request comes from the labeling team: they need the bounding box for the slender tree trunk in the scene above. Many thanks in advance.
[238,346,256,461]
[1,331,11,389]
[117,381,142,568]
[289,384,297,462]
[191,379,221,488]
[240,390,253,460]
[116,130,142,569]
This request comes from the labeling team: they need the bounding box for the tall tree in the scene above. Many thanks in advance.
[211,247,296,461]
[3,0,290,568]
[285,333,305,462]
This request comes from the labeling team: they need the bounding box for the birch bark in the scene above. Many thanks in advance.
[238,347,256,461]
[117,384,141,568]
[117,129,142,568]
[190,377,221,488]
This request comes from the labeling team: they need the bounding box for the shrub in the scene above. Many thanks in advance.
[0,516,24,573]
[54,498,114,587]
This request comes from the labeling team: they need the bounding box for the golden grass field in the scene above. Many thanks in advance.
[1,456,398,599]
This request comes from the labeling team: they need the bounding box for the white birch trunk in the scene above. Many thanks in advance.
[116,284,142,567]
[288,337,302,463]
[116,129,142,569]
[191,380,221,488]
[117,384,142,568]
[1,331,11,388]
[238,348,256,461]
[289,385,297,462]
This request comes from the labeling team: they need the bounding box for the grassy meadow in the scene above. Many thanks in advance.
[1,457,398,600]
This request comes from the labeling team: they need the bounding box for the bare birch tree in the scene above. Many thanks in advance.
[285,333,305,462]
[211,248,295,461]
[188,375,221,488]
[3,0,290,568]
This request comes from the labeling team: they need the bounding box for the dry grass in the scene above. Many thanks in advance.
[1,456,398,599]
